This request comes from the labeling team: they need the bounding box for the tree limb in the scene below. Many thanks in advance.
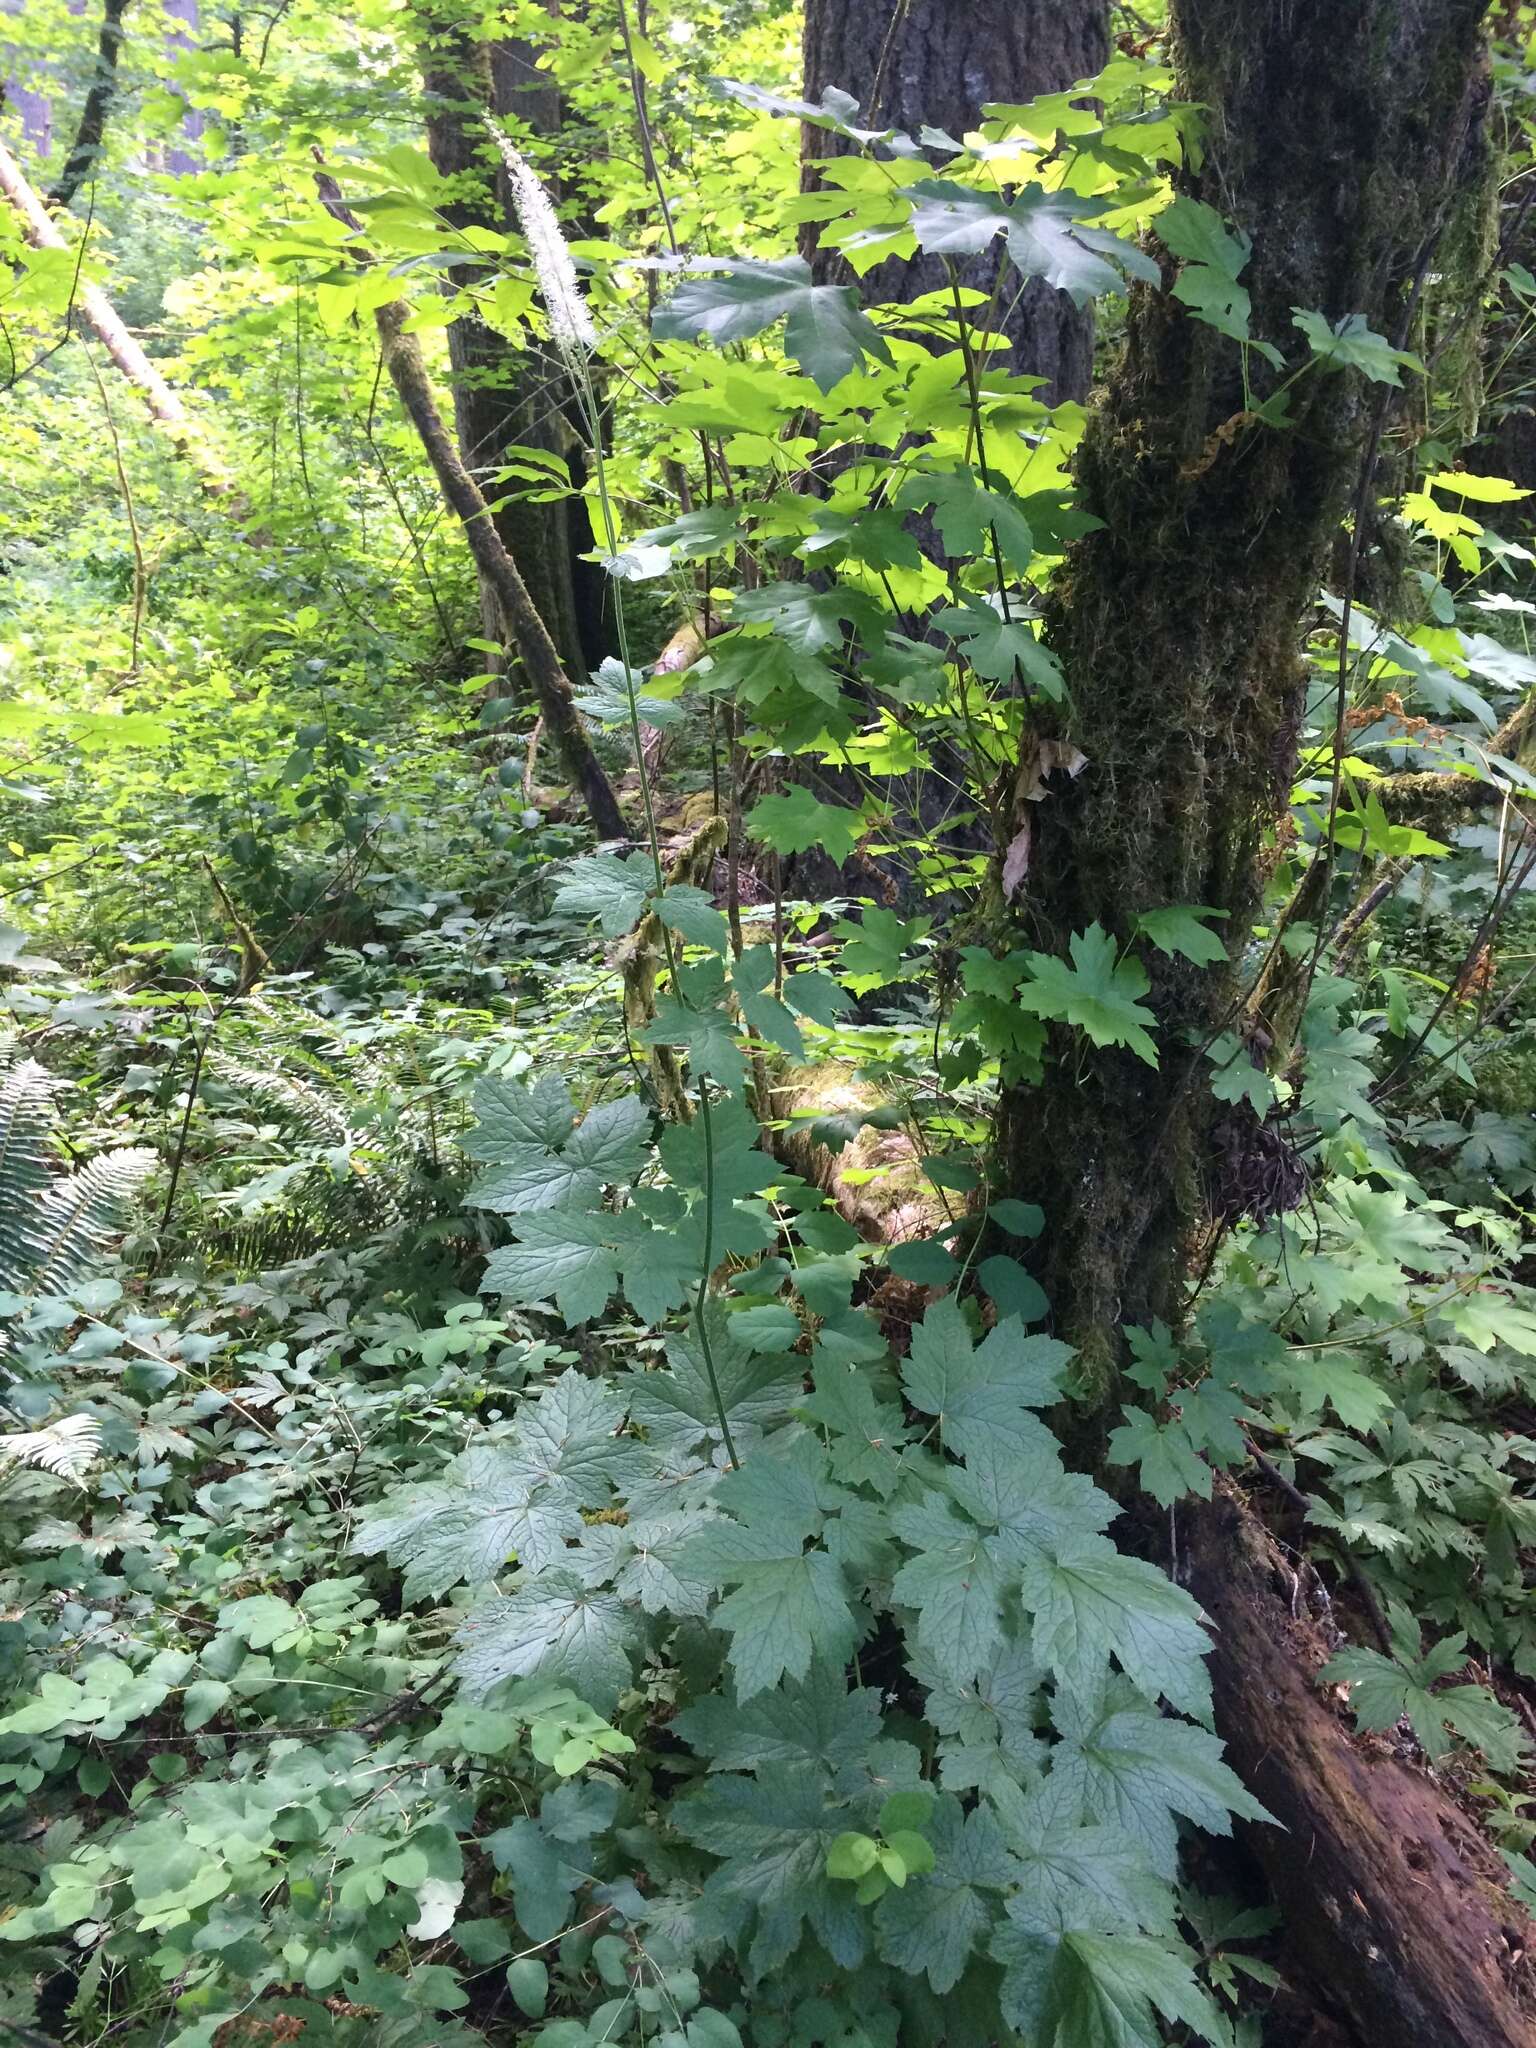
[311,158,627,841]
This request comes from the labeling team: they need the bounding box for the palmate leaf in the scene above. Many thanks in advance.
[1017,924,1160,1064]
[625,1308,804,1475]
[1050,1679,1272,1878]
[733,580,884,656]
[906,179,1158,301]
[898,467,1035,572]
[1021,1536,1213,1723]
[482,1209,621,1324]
[455,1574,638,1714]
[747,786,866,863]
[675,1661,884,1779]
[552,852,652,937]
[354,1371,644,1595]
[891,1496,1005,1684]
[464,1070,577,1157]
[683,1439,863,1699]
[936,597,1065,695]
[1320,1635,1527,1764]
[994,1924,1230,2048]
[899,1298,1071,1461]
[1292,307,1422,385]
[911,1637,1048,1795]
[875,1797,1013,1994]
[653,257,892,393]
[468,1091,650,1215]
[675,1762,869,1976]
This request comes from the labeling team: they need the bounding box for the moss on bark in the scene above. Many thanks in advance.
[993,0,1493,1377]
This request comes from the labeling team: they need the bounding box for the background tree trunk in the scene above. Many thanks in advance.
[413,0,608,685]
[47,0,129,210]
[801,0,1108,402]
[996,0,1494,1372]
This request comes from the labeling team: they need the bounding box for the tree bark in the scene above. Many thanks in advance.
[413,0,607,684]
[801,0,1108,402]
[1184,1489,1536,2048]
[48,0,131,211]
[0,136,229,492]
[995,0,1494,1369]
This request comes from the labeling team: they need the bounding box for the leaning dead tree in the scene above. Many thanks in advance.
[312,160,627,842]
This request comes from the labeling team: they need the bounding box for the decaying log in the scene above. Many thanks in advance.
[770,1065,948,1245]
[1184,1488,1536,2048]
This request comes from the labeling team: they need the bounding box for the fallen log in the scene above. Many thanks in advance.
[1183,1487,1536,2048]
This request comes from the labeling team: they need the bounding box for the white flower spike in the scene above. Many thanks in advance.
[484,116,597,364]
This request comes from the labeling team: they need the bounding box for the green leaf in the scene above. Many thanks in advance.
[703,1535,861,1702]
[675,1763,871,1974]
[800,1367,912,1496]
[455,1574,639,1713]
[506,1958,549,2019]
[976,1255,1049,1322]
[936,599,1065,694]
[554,853,651,936]
[355,1372,641,1592]
[1051,1686,1273,1878]
[875,1798,1012,1994]
[469,1093,648,1215]
[675,1663,883,1776]
[748,787,865,863]
[734,580,881,656]
[1292,308,1423,385]
[466,1072,577,1157]
[1134,906,1228,967]
[1320,1638,1526,1764]
[826,1831,879,1879]
[1021,1536,1213,1721]
[833,907,932,988]
[891,1495,1005,1683]
[658,885,729,952]
[952,1436,1118,1567]
[182,1679,231,1732]
[1155,197,1250,280]
[899,468,1034,572]
[996,1925,1229,2048]
[1017,924,1159,1064]
[483,1211,620,1325]
[900,1298,1071,1461]
[1106,1408,1212,1509]
[653,257,892,392]
[886,1237,961,1287]
[573,655,683,727]
[907,180,1157,300]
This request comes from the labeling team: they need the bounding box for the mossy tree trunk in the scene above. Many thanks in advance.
[997,0,1493,1372]
[800,0,1108,402]
[412,0,608,685]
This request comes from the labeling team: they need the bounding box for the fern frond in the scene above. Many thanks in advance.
[0,1413,101,1481]
[0,1061,59,1284]
[18,1148,158,1299]
[208,1053,357,1145]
